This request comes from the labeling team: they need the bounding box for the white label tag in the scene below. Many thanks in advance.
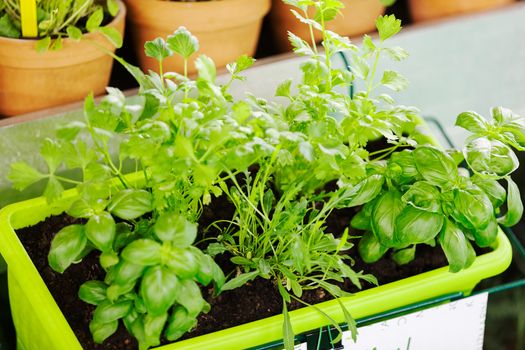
[342,292,488,350]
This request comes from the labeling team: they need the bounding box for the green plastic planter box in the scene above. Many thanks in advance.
[0,185,513,350]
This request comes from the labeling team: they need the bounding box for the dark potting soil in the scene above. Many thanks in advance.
[16,202,456,350]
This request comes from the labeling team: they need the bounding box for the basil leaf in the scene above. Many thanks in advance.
[141,266,180,315]
[108,189,153,220]
[451,187,493,231]
[371,190,405,247]
[164,248,200,279]
[472,216,498,247]
[85,212,116,252]
[402,181,441,212]
[413,146,458,187]
[89,319,118,344]
[79,281,108,305]
[48,224,87,273]
[392,245,416,265]
[439,220,471,273]
[498,177,523,227]
[174,280,206,317]
[154,213,197,247]
[121,239,162,266]
[464,137,518,178]
[194,252,225,288]
[387,150,419,185]
[455,111,487,133]
[113,260,145,285]
[338,174,384,208]
[143,313,168,348]
[471,175,506,208]
[395,206,444,245]
[92,300,132,324]
[165,307,197,341]
[358,231,388,264]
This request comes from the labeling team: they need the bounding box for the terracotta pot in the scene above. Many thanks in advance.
[269,0,385,52]
[408,0,515,22]
[125,0,271,74]
[0,2,126,118]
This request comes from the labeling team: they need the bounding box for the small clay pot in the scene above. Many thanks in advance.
[0,1,126,117]
[124,0,271,74]
[408,0,515,22]
[269,0,385,52]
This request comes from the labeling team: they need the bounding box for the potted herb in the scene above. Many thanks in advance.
[408,0,515,22]
[1,1,523,350]
[0,0,126,117]
[123,0,270,75]
[269,0,395,52]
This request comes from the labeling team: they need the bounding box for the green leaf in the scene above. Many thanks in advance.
[79,281,108,305]
[89,319,118,344]
[464,137,518,178]
[413,146,458,187]
[96,27,123,48]
[112,260,145,285]
[451,187,493,231]
[455,111,487,133]
[41,138,62,173]
[154,213,197,246]
[395,206,444,244]
[288,32,315,56]
[376,14,402,42]
[498,177,523,227]
[140,266,180,315]
[44,176,64,203]
[86,8,104,32]
[371,190,405,247]
[439,219,470,272]
[387,150,419,185]
[107,0,119,16]
[166,26,199,59]
[358,231,388,263]
[35,36,51,52]
[402,181,441,212]
[48,224,87,273]
[220,270,260,292]
[471,175,506,208]
[338,174,384,208]
[163,248,200,279]
[143,313,168,348]
[8,162,45,190]
[92,300,132,324]
[195,55,216,82]
[0,14,20,38]
[380,70,408,91]
[108,189,153,220]
[473,216,498,247]
[121,239,162,266]
[174,279,206,317]
[384,46,409,61]
[85,212,116,252]
[226,54,256,77]
[66,26,82,41]
[276,79,293,98]
[392,245,416,265]
[282,302,294,350]
[195,253,225,288]
[165,307,197,341]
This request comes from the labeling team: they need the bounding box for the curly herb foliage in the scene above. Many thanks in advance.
[8,26,273,349]
[0,0,122,50]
